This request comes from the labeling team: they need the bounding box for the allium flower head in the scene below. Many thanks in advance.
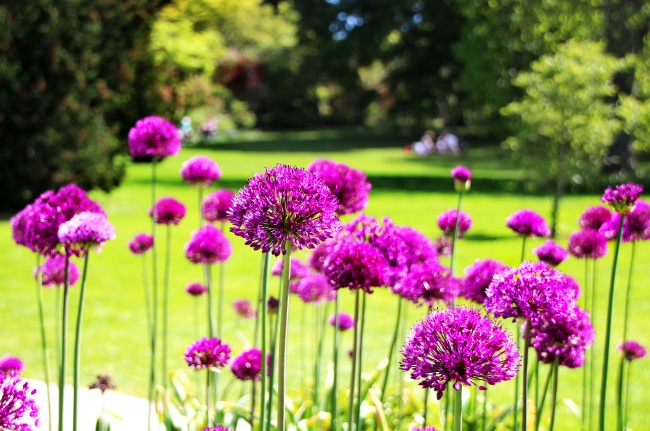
[128,233,154,254]
[308,241,331,272]
[184,337,231,370]
[533,240,568,267]
[0,356,24,373]
[229,164,341,256]
[530,304,594,368]
[618,340,647,362]
[400,307,520,399]
[272,257,309,279]
[506,209,551,238]
[181,155,222,186]
[484,261,577,326]
[128,115,181,158]
[185,224,232,264]
[203,426,230,431]
[230,348,262,381]
[568,229,608,260]
[578,206,612,230]
[89,374,116,393]
[600,182,643,214]
[149,197,186,225]
[328,312,354,331]
[233,299,257,319]
[437,209,472,238]
[394,262,459,307]
[434,236,453,257]
[185,283,207,297]
[600,200,650,243]
[267,296,279,315]
[203,189,236,223]
[35,255,80,287]
[307,159,372,215]
[295,273,336,304]
[412,427,440,431]
[462,259,510,304]
[451,165,472,192]
[0,369,40,431]
[58,212,116,254]
[323,239,388,293]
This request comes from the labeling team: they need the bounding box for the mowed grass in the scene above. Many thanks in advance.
[1,127,648,429]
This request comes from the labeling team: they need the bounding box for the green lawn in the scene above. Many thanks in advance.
[1,127,648,429]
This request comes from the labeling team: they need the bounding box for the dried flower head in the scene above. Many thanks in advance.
[0,356,24,373]
[0,369,40,431]
[230,348,262,381]
[233,299,257,319]
[578,206,612,230]
[400,307,520,400]
[451,165,472,192]
[149,197,186,225]
[35,255,80,288]
[618,340,647,362]
[185,337,231,370]
[185,283,207,297]
[128,233,154,255]
[128,115,181,158]
[306,159,372,215]
[181,155,222,186]
[328,312,354,331]
[601,182,643,214]
[533,239,568,267]
[185,224,233,264]
[203,189,236,223]
[437,209,472,238]
[58,212,116,254]
[89,374,116,393]
[229,164,341,256]
[506,209,551,238]
[462,259,510,305]
[568,229,608,260]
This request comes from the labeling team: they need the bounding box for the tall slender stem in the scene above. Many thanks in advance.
[588,258,597,431]
[148,158,159,431]
[536,364,553,431]
[599,214,625,431]
[348,290,361,431]
[277,241,292,431]
[206,264,216,337]
[616,357,625,431]
[380,297,403,404]
[482,389,488,431]
[218,260,225,338]
[520,236,527,264]
[141,255,152,340]
[522,322,531,431]
[35,255,53,431]
[355,291,367,431]
[72,253,90,431]
[206,370,212,427]
[450,191,464,277]
[549,358,559,431]
[582,259,589,427]
[198,186,205,227]
[331,291,340,431]
[621,241,636,344]
[513,325,520,431]
[453,386,463,431]
[260,253,269,431]
[162,226,172,387]
[58,255,71,431]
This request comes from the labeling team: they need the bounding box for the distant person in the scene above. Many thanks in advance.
[199,116,218,139]
[412,130,436,156]
[180,116,193,143]
[436,130,460,155]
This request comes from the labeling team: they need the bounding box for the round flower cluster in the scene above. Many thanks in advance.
[533,239,568,267]
[230,348,262,381]
[600,182,643,214]
[461,258,509,305]
[451,165,472,192]
[149,197,186,225]
[295,272,336,304]
[185,283,207,297]
[437,209,472,238]
[506,209,551,238]
[233,299,257,319]
[0,355,24,373]
[400,307,520,399]
[0,369,40,431]
[180,155,221,187]
[578,206,612,230]
[599,199,650,243]
[394,262,459,307]
[568,229,608,260]
[185,224,232,264]
[323,240,388,293]
[89,374,117,393]
[306,159,372,215]
[58,211,116,254]
[36,255,80,287]
[203,189,236,224]
[618,340,647,362]
[229,164,341,256]
[128,233,154,255]
[128,115,181,158]
[328,312,354,331]
[184,337,231,370]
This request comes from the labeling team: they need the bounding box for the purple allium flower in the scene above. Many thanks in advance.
[394,262,459,307]
[128,233,154,254]
[0,356,24,373]
[184,337,231,370]
[89,374,116,393]
[271,257,309,279]
[323,240,388,293]
[0,369,40,431]
[295,273,336,304]
[203,189,236,224]
[203,426,230,431]
[437,209,472,238]
[149,197,186,225]
[533,240,569,267]
[600,200,650,243]
[228,164,341,256]
[434,236,453,257]
[578,206,612,230]
[600,182,643,214]
[328,312,355,331]
[233,299,257,319]
[35,255,80,287]
[185,224,232,264]
[308,241,331,272]
[413,427,440,431]
[185,282,207,297]
[181,155,222,186]
[506,209,551,238]
[568,229,608,259]
[400,307,520,400]
[58,212,116,254]
[462,259,510,305]
[267,296,279,315]
[451,165,472,192]
[230,348,262,381]
[618,340,647,362]
[530,304,594,368]
[128,115,181,158]
[306,159,372,215]
[484,261,577,327]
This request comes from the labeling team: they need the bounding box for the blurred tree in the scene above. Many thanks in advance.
[501,40,629,236]
[0,0,166,211]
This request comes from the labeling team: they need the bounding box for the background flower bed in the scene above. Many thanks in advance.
[1,127,649,429]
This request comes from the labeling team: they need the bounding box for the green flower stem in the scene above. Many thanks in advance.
[348,289,361,431]
[314,303,328,416]
[450,191,464,277]
[260,252,269,431]
[423,389,430,426]
[520,236,527,264]
[588,258,597,431]
[277,241,292,431]
[482,389,487,431]
[206,370,212,427]
[206,263,216,337]
[453,386,463,431]
[266,303,279,431]
[513,325,520,431]
[549,357,559,431]
[444,387,450,430]
[58,255,71,431]
[621,241,636,344]
[582,259,589,427]
[218,259,225,338]
[35,255,53,431]
[147,158,159,431]
[623,357,632,430]
[198,186,204,227]
[330,291,340,431]
[536,364,553,431]
[616,356,625,431]
[72,252,90,431]
[355,291,367,431]
[162,225,172,388]
[599,214,625,431]
[380,297,403,405]
[397,302,408,431]
[55,286,61,373]
[141,254,153,342]
[522,322,531,431]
